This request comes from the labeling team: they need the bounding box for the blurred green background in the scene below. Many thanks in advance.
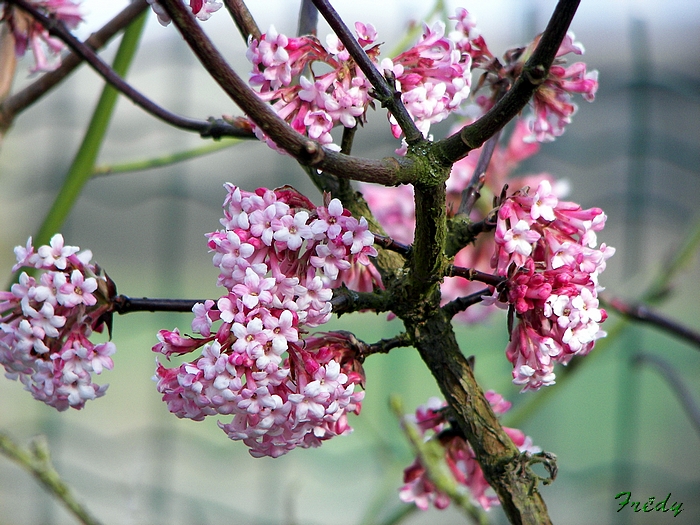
[1,1,699,524]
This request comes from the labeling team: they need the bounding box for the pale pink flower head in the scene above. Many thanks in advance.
[155,185,376,457]
[387,17,473,140]
[1,235,115,411]
[246,11,479,151]
[354,22,378,46]
[467,26,596,142]
[493,184,613,391]
[189,0,222,21]
[522,32,598,142]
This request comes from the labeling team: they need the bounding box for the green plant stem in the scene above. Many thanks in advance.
[0,432,103,525]
[391,396,490,525]
[34,9,148,247]
[92,139,241,176]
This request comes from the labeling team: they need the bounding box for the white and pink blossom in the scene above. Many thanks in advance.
[3,0,84,72]
[147,0,222,27]
[154,184,378,457]
[494,182,614,391]
[1,234,114,411]
[245,12,480,151]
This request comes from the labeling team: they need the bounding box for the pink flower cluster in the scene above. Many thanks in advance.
[0,234,115,411]
[380,19,472,139]
[246,24,377,151]
[493,180,614,391]
[2,0,83,72]
[246,14,476,150]
[153,184,378,457]
[399,392,539,512]
[471,30,598,143]
[147,0,222,26]
[524,33,599,142]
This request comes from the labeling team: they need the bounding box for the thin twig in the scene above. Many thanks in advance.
[112,289,392,317]
[602,295,700,350]
[447,265,505,287]
[0,433,103,525]
[373,234,412,257]
[330,287,393,316]
[457,129,501,216]
[0,0,149,133]
[339,125,357,156]
[310,0,424,145]
[445,213,498,258]
[361,332,412,358]
[442,287,492,318]
[4,0,252,139]
[112,295,204,315]
[223,0,261,41]
[633,353,700,438]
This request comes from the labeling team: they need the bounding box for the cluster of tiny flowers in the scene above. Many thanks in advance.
[521,33,599,142]
[153,184,377,458]
[146,0,221,26]
[399,392,539,511]
[246,12,477,150]
[2,0,83,72]
[472,30,598,143]
[492,180,615,391]
[0,235,115,411]
[380,18,472,139]
[245,24,377,151]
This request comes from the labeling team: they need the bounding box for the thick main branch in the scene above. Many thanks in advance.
[406,311,552,525]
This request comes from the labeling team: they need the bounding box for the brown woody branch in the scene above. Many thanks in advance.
[457,129,501,216]
[447,265,505,287]
[4,0,252,139]
[602,295,700,350]
[111,287,392,317]
[111,295,203,315]
[223,0,261,41]
[157,0,417,185]
[442,287,492,318]
[0,0,149,133]
[360,332,412,358]
[372,234,412,257]
[404,310,553,525]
